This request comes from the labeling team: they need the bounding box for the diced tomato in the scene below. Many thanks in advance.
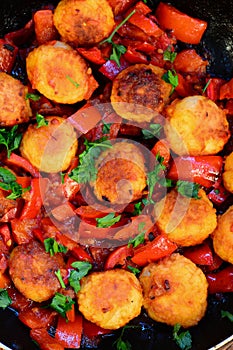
[0,39,18,72]
[206,266,233,293]
[167,156,223,188]
[104,244,134,269]
[99,57,130,80]
[77,47,105,65]
[219,78,233,100]
[155,2,207,44]
[30,328,64,350]
[34,10,58,45]
[55,314,83,349]
[19,307,57,329]
[174,49,208,75]
[83,319,111,339]
[151,139,170,166]
[131,233,177,266]
[183,242,214,265]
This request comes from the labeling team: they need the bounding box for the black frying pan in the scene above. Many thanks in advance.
[0,1,233,349]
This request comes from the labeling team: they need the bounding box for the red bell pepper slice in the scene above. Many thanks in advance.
[0,224,12,248]
[55,314,83,349]
[0,39,18,73]
[11,218,38,244]
[7,153,40,178]
[206,266,233,294]
[56,231,93,263]
[77,47,106,65]
[183,242,214,265]
[208,184,230,205]
[205,78,226,101]
[220,78,233,100]
[175,73,195,97]
[167,156,223,188]
[34,10,58,45]
[99,57,130,80]
[123,47,148,64]
[75,205,107,219]
[0,272,10,289]
[104,244,134,270]
[20,178,48,220]
[155,2,207,44]
[151,139,170,166]
[128,11,163,38]
[83,319,111,339]
[131,234,177,266]
[68,103,102,134]
[174,49,208,74]
[19,307,57,329]
[4,19,34,46]
[66,303,75,322]
[108,0,136,16]
[30,328,64,350]
[133,1,151,15]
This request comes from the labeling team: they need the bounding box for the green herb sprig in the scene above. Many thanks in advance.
[96,212,121,228]
[162,69,178,95]
[36,113,49,128]
[173,324,192,350]
[49,292,75,318]
[44,238,68,256]
[128,222,146,248]
[0,167,30,199]
[0,289,12,309]
[142,123,162,139]
[68,261,92,293]
[176,180,200,199]
[0,125,22,158]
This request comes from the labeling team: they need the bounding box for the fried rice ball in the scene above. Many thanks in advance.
[111,64,172,123]
[212,206,233,264]
[139,253,208,328]
[223,152,233,193]
[77,269,143,329]
[54,0,114,46]
[9,240,65,302]
[26,41,98,104]
[154,189,217,246]
[164,95,230,156]
[0,72,32,126]
[20,116,78,173]
[93,141,147,204]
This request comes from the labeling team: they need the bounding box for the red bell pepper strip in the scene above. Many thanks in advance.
[167,156,223,188]
[66,304,75,322]
[56,231,93,263]
[34,10,58,45]
[128,11,163,38]
[0,39,18,73]
[155,2,207,44]
[0,272,10,289]
[83,319,111,339]
[131,234,177,266]
[20,178,48,220]
[0,224,12,248]
[123,47,148,64]
[16,176,31,189]
[33,228,45,243]
[99,57,130,80]
[30,328,65,350]
[219,78,233,100]
[104,245,134,270]
[133,1,151,15]
[151,139,170,166]
[7,153,40,178]
[108,0,136,16]
[19,307,57,329]
[77,47,106,65]
[4,19,34,46]
[55,314,83,349]
[208,184,230,205]
[183,242,214,265]
[75,205,107,219]
[205,78,226,101]
[206,266,233,294]
[174,49,208,74]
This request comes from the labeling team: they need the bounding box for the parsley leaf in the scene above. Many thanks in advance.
[142,123,162,139]
[36,113,49,128]
[66,75,80,88]
[146,155,166,203]
[102,123,111,134]
[163,49,177,63]
[44,238,68,256]
[128,222,146,248]
[0,125,22,158]
[25,93,40,101]
[113,326,133,350]
[49,292,75,318]
[221,310,233,322]
[0,167,29,200]
[176,181,200,199]
[69,138,112,184]
[100,10,136,67]
[68,261,92,293]
[132,202,143,216]
[96,212,121,228]
[173,324,192,350]
[127,266,140,275]
[55,269,66,289]
[162,69,178,95]
[202,79,212,93]
[0,289,12,309]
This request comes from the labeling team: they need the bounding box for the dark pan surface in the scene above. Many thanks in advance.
[0,1,233,349]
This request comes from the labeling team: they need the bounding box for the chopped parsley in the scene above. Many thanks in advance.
[0,125,22,158]
[146,154,166,203]
[0,167,30,199]
[176,180,200,199]
[163,49,177,63]
[44,238,68,256]
[221,310,233,322]
[173,324,192,350]
[113,326,132,350]
[132,202,143,216]
[0,289,12,309]
[128,222,146,248]
[102,122,111,134]
[202,79,212,93]
[96,213,121,228]
[142,123,162,139]
[100,10,136,67]
[162,69,178,95]
[68,261,92,293]
[55,269,66,289]
[66,75,80,88]
[25,93,40,101]
[36,113,49,128]
[127,266,140,275]
[69,138,112,184]
[49,292,75,318]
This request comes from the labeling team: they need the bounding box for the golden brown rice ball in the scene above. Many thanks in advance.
[26,41,98,104]
[77,269,143,329]
[9,240,65,302]
[93,141,147,204]
[53,0,115,46]
[20,116,78,173]
[0,72,32,126]
[164,95,230,156]
[223,152,233,193]
[212,206,233,264]
[154,189,217,246]
[139,253,208,328]
[111,64,172,123]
